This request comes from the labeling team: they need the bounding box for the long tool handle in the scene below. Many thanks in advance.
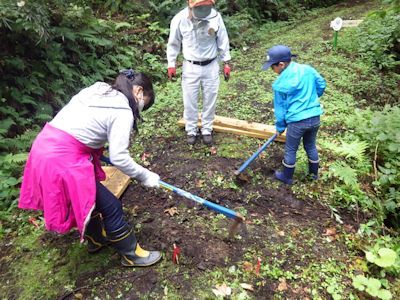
[234,133,278,176]
[159,180,243,221]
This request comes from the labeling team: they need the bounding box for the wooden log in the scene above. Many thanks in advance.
[177,115,286,142]
[101,166,131,198]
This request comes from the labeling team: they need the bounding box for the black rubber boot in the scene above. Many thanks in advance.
[275,166,295,185]
[202,134,213,145]
[309,162,319,180]
[108,224,162,267]
[187,135,197,145]
[84,212,109,253]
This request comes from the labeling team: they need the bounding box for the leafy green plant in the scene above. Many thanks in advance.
[365,239,400,275]
[345,106,400,227]
[0,153,27,212]
[353,275,392,300]
[366,248,397,268]
[322,139,370,189]
[327,161,359,188]
[354,3,400,70]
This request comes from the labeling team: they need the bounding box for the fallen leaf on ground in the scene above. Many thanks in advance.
[344,224,355,233]
[291,228,300,237]
[28,216,39,229]
[130,205,139,216]
[240,283,254,291]
[255,257,261,275]
[216,175,224,184]
[237,173,250,182]
[323,227,337,242]
[277,278,288,291]
[164,207,179,217]
[73,293,83,300]
[326,236,335,242]
[212,284,232,297]
[195,179,205,188]
[323,227,337,236]
[164,286,168,296]
[140,152,151,161]
[242,261,253,272]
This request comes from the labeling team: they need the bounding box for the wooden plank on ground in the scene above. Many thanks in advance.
[177,115,286,142]
[213,115,286,140]
[101,166,131,198]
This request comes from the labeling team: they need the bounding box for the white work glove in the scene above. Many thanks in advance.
[140,169,160,188]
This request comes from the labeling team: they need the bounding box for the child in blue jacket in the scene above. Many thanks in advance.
[262,45,326,184]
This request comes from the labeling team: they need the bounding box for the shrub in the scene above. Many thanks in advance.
[346,106,400,228]
[356,11,400,70]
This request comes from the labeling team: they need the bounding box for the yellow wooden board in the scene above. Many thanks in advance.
[101,166,131,198]
[177,115,286,142]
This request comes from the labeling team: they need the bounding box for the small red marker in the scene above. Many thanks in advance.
[255,257,261,275]
[172,243,181,264]
[29,216,39,229]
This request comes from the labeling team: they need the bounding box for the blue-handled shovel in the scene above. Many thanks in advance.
[159,180,245,238]
[234,133,278,176]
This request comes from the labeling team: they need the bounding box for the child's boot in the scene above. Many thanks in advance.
[275,162,295,185]
[308,160,319,180]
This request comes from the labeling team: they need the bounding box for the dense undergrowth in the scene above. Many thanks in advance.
[0,0,399,299]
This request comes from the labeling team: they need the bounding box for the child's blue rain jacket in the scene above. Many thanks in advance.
[272,62,326,133]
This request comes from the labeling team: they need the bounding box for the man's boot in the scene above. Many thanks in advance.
[275,164,295,185]
[202,134,213,145]
[108,224,162,267]
[84,212,109,253]
[187,135,197,145]
[309,161,319,180]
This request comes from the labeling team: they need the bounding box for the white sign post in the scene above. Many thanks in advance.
[330,17,363,50]
[330,17,343,50]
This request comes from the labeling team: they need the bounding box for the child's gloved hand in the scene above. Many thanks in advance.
[141,170,160,188]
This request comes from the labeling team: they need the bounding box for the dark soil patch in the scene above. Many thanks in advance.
[62,135,360,298]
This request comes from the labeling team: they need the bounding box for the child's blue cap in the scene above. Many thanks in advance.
[262,45,297,70]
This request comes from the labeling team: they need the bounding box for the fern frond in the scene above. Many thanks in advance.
[0,118,15,135]
[2,153,28,164]
[114,22,132,30]
[328,161,359,187]
[0,128,39,152]
[323,139,369,161]
[337,140,369,161]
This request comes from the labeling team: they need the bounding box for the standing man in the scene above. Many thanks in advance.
[167,0,231,145]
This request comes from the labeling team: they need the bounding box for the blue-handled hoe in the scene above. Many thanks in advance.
[159,180,245,238]
[234,133,278,176]
[100,156,245,238]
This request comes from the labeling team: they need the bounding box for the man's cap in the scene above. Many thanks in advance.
[262,45,297,70]
[188,0,215,8]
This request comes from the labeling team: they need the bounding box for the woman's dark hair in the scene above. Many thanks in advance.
[111,69,155,131]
